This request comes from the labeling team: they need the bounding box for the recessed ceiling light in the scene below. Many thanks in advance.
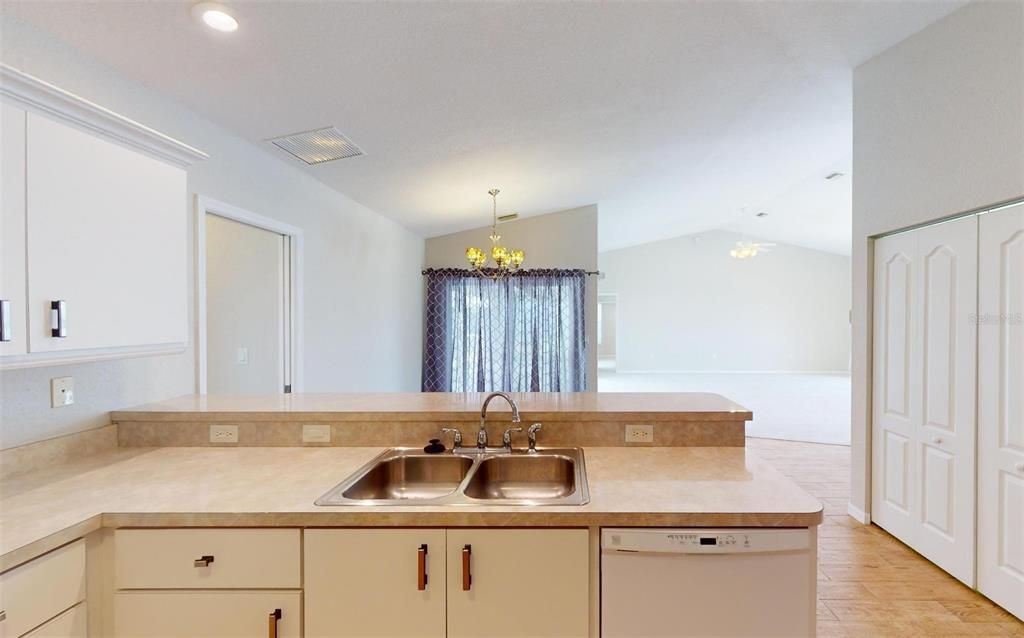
[192,2,238,32]
[825,172,845,181]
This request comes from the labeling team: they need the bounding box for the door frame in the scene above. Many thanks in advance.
[194,195,304,394]
[596,292,619,368]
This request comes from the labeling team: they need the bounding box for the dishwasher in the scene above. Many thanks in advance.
[601,528,816,637]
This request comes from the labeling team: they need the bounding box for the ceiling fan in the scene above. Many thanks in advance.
[730,240,776,260]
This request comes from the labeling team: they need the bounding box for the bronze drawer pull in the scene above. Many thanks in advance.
[268,608,282,638]
[417,544,428,591]
[193,555,215,567]
[462,544,472,591]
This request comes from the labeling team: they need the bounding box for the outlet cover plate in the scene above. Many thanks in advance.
[50,376,75,407]
[625,424,654,443]
[209,424,239,444]
[302,424,331,443]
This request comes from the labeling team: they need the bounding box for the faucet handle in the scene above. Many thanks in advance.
[502,426,523,449]
[441,427,463,448]
[527,423,543,452]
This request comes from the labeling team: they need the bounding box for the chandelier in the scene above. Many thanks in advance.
[465,188,525,276]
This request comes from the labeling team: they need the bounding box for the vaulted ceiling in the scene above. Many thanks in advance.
[5,1,964,254]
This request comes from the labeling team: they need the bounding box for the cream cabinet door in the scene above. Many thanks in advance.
[872,216,978,586]
[25,112,187,354]
[0,103,27,357]
[446,529,589,638]
[305,529,446,638]
[978,201,1024,619]
[114,591,300,638]
[22,603,87,638]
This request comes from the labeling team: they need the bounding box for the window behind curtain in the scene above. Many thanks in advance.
[422,269,587,392]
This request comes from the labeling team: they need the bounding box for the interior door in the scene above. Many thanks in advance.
[872,231,919,545]
[446,529,589,638]
[977,201,1024,619]
[913,216,977,585]
[304,529,446,638]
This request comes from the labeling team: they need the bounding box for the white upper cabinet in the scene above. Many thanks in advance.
[0,103,27,357]
[25,113,188,353]
[0,65,206,368]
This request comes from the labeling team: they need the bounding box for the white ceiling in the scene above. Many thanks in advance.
[6,1,963,255]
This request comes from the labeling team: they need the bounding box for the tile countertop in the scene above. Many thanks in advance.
[0,445,821,571]
[109,392,753,422]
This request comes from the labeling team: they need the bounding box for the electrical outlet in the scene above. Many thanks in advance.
[209,424,239,444]
[302,424,331,443]
[625,424,654,443]
[50,377,75,407]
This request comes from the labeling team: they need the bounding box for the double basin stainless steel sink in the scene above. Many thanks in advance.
[315,447,590,506]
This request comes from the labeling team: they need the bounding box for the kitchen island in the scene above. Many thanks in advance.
[0,392,822,637]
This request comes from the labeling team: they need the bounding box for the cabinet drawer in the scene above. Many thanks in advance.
[115,529,300,589]
[22,602,87,638]
[115,591,300,638]
[0,540,85,638]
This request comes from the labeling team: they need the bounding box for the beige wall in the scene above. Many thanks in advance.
[0,16,425,449]
[205,215,284,395]
[424,205,599,390]
[849,1,1024,517]
[599,230,851,372]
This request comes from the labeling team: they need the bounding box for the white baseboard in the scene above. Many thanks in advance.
[847,502,871,525]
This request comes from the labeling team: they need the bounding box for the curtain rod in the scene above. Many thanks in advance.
[420,269,603,276]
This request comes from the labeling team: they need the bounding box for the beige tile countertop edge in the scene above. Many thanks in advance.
[0,446,821,573]
[109,392,754,422]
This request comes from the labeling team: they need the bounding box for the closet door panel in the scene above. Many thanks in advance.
[872,231,919,543]
[978,201,1024,619]
[914,217,977,586]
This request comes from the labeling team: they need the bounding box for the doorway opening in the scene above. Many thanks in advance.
[195,196,303,394]
[597,293,618,372]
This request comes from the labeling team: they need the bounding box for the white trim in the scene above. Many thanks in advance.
[611,369,852,375]
[0,64,207,168]
[194,195,304,394]
[847,502,871,525]
[0,342,186,370]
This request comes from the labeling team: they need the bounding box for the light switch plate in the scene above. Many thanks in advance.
[209,424,239,443]
[625,424,654,443]
[51,377,75,408]
[236,347,249,365]
[302,424,331,443]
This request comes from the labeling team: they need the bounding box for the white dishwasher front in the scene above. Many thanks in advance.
[601,528,816,638]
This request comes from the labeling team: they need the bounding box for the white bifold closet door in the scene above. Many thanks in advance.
[977,201,1024,619]
[872,215,978,586]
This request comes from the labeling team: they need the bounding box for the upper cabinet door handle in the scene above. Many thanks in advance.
[0,300,11,342]
[462,544,472,591]
[417,544,428,591]
[50,300,67,338]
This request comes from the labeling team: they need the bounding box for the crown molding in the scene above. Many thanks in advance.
[0,64,208,168]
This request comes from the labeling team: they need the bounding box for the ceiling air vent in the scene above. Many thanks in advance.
[267,126,364,165]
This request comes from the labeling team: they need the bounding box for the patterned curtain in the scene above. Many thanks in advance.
[422,268,587,392]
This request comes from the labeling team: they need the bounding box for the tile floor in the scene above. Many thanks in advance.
[747,437,1023,637]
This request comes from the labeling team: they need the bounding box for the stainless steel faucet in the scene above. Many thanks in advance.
[478,392,521,450]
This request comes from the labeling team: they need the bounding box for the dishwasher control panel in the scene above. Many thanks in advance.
[602,528,810,554]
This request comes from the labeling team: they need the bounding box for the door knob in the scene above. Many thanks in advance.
[932,437,943,445]
[1015,463,1024,473]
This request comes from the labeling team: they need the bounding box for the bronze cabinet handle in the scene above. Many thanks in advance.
[462,544,472,591]
[268,608,281,638]
[417,544,428,590]
[193,555,215,567]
